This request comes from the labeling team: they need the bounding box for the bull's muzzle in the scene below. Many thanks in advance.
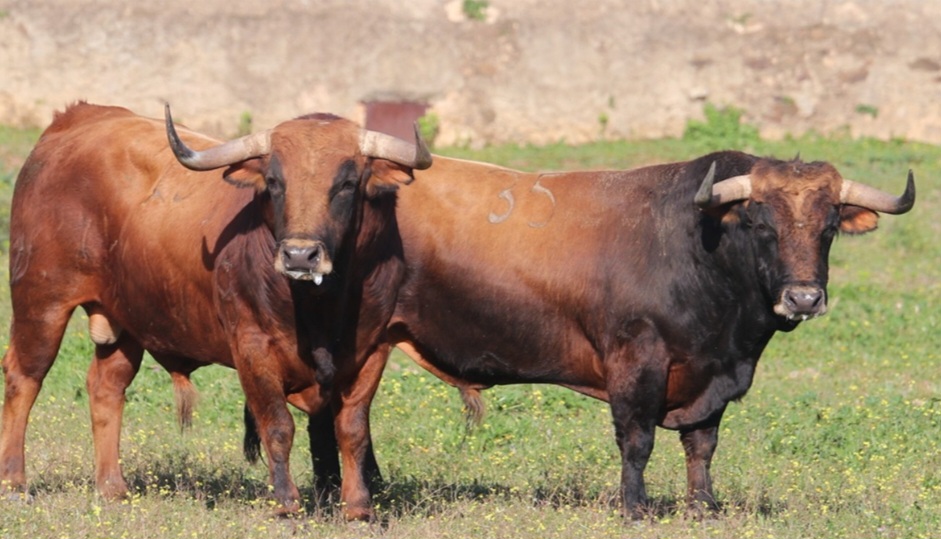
[276,239,333,284]
[774,284,827,321]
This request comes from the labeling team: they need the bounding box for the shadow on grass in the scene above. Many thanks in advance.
[23,457,270,510]
[21,459,786,525]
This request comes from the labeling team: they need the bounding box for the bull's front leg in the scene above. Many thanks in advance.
[606,320,670,519]
[233,344,302,515]
[307,400,382,509]
[332,345,390,521]
[679,408,724,515]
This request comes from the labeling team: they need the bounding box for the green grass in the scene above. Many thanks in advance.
[1,124,940,538]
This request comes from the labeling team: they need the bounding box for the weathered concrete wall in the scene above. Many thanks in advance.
[2,0,941,146]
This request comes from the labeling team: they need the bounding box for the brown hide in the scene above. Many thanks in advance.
[0,102,417,520]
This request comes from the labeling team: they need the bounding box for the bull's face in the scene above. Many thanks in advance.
[165,107,431,286]
[697,158,915,323]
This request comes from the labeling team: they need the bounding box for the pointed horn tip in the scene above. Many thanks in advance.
[164,102,178,133]
[888,175,916,214]
[412,121,433,170]
[163,103,199,168]
[694,161,717,208]
[361,126,433,170]
[163,102,173,130]
[880,169,916,214]
[898,169,916,213]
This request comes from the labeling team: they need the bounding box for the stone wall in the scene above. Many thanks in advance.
[2,0,940,146]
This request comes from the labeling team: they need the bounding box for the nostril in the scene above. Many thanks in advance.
[306,244,322,263]
[808,290,823,308]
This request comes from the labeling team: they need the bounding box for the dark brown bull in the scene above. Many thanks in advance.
[0,102,429,518]
[291,150,914,518]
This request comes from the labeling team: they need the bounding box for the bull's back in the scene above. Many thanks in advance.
[9,103,241,361]
[404,158,667,272]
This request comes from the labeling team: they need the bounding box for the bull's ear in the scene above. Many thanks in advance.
[710,200,747,227]
[365,159,416,198]
[222,158,266,192]
[839,205,879,235]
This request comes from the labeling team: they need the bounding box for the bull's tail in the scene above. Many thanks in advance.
[243,405,262,464]
[459,386,486,429]
[393,342,488,429]
[170,371,198,430]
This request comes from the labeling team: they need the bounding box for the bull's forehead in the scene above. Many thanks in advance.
[749,160,843,211]
[269,117,364,173]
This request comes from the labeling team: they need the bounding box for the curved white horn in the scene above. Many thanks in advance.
[695,161,752,208]
[165,103,271,171]
[359,122,432,170]
[840,170,915,214]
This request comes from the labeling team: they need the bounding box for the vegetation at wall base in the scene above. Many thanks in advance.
[0,121,939,538]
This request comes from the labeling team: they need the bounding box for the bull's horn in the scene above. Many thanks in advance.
[165,103,271,171]
[695,161,752,208]
[839,170,915,214]
[359,122,433,170]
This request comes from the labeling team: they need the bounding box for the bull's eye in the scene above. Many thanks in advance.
[756,222,774,235]
[743,218,763,231]
[751,220,777,241]
[331,179,357,199]
[266,175,283,196]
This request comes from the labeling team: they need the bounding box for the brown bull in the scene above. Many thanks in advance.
[0,102,429,518]
[293,150,914,518]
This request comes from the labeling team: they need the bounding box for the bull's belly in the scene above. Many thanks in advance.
[402,322,605,391]
[98,290,232,366]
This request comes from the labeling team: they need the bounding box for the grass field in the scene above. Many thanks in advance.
[0,114,939,538]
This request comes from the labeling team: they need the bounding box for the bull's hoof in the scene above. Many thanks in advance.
[686,497,721,520]
[272,500,304,518]
[96,479,130,502]
[342,504,376,523]
[622,499,655,521]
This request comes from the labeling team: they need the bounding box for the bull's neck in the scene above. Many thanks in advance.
[706,219,785,342]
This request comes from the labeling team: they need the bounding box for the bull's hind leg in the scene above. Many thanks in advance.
[306,406,341,496]
[86,334,145,500]
[0,306,74,498]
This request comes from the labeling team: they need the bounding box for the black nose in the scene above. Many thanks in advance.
[782,286,824,315]
[280,243,323,272]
